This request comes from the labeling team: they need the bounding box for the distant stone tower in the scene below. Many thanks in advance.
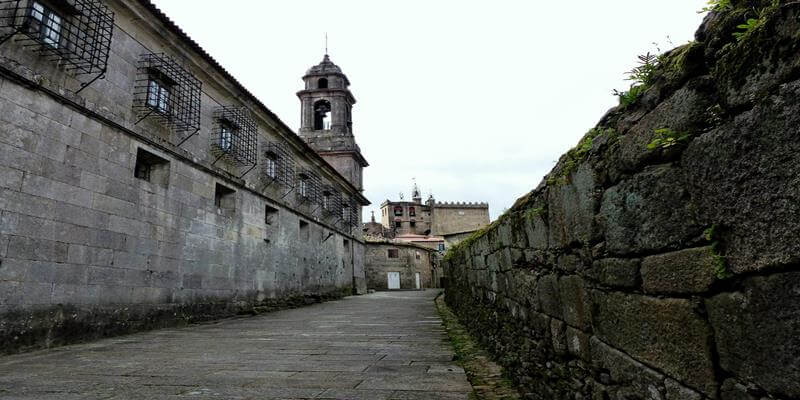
[412,180,422,204]
[298,54,368,190]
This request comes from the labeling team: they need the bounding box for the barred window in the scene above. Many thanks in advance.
[322,190,331,210]
[219,120,234,152]
[263,142,294,188]
[265,153,277,178]
[134,53,201,133]
[210,107,257,166]
[0,0,114,87]
[296,169,320,204]
[29,2,61,48]
[146,77,171,114]
[299,174,308,198]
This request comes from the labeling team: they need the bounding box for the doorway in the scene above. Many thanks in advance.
[415,272,421,289]
[387,272,400,289]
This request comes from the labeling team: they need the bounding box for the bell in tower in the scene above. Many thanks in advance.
[297,54,368,191]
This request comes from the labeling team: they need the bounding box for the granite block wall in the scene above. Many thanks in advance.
[444,3,800,399]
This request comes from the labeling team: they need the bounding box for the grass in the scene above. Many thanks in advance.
[435,294,521,400]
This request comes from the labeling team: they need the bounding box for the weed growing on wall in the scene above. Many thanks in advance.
[647,128,691,150]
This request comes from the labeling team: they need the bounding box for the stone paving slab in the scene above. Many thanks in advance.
[0,290,471,399]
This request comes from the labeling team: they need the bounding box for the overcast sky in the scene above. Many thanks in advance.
[150,1,707,220]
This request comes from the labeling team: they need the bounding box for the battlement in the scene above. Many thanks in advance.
[434,201,489,209]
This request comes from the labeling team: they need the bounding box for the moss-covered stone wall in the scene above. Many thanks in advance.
[444,2,800,398]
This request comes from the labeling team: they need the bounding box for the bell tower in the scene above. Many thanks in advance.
[298,54,368,190]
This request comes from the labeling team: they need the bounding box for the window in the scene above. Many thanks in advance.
[415,251,421,260]
[299,174,309,198]
[322,191,331,210]
[264,142,294,187]
[394,221,402,229]
[133,148,170,186]
[134,54,202,133]
[29,2,62,48]
[214,183,236,212]
[438,244,445,252]
[388,249,399,258]
[409,207,416,217]
[265,152,277,179]
[394,206,403,217]
[313,100,331,130]
[343,238,350,248]
[318,78,328,89]
[134,158,150,181]
[5,0,113,85]
[265,204,278,225]
[410,221,416,228]
[219,120,234,152]
[299,220,309,241]
[146,77,171,114]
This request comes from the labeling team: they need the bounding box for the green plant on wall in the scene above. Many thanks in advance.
[704,224,733,279]
[614,53,659,107]
[699,0,732,13]
[730,0,780,43]
[733,18,762,41]
[546,126,616,186]
[647,128,691,150]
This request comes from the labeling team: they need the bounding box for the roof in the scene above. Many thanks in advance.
[442,229,481,237]
[306,54,342,75]
[364,237,437,252]
[395,234,445,243]
[135,1,369,206]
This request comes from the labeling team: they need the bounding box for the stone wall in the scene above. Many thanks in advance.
[431,202,490,236]
[364,241,433,290]
[0,0,367,354]
[444,3,800,399]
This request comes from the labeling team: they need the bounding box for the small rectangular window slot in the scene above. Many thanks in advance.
[214,183,236,212]
[388,249,399,259]
[134,148,170,187]
[299,220,309,241]
[265,204,279,225]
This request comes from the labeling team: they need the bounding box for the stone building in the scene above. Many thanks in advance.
[0,0,368,353]
[363,239,436,291]
[377,182,489,251]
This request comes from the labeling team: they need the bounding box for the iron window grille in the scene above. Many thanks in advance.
[339,196,359,227]
[321,185,341,216]
[296,168,320,204]
[0,0,113,91]
[341,200,350,225]
[349,199,359,227]
[262,141,295,189]
[134,53,201,134]
[210,106,257,166]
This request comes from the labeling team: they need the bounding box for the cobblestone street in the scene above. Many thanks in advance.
[0,290,471,399]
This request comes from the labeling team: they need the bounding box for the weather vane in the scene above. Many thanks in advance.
[325,32,328,55]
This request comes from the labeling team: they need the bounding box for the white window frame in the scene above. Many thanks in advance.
[299,176,308,198]
[30,2,62,49]
[265,155,277,179]
[146,79,170,114]
[220,123,233,152]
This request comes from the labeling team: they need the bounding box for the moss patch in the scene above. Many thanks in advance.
[435,294,521,400]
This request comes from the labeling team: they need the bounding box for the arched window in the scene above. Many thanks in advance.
[313,100,331,130]
[318,78,328,89]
